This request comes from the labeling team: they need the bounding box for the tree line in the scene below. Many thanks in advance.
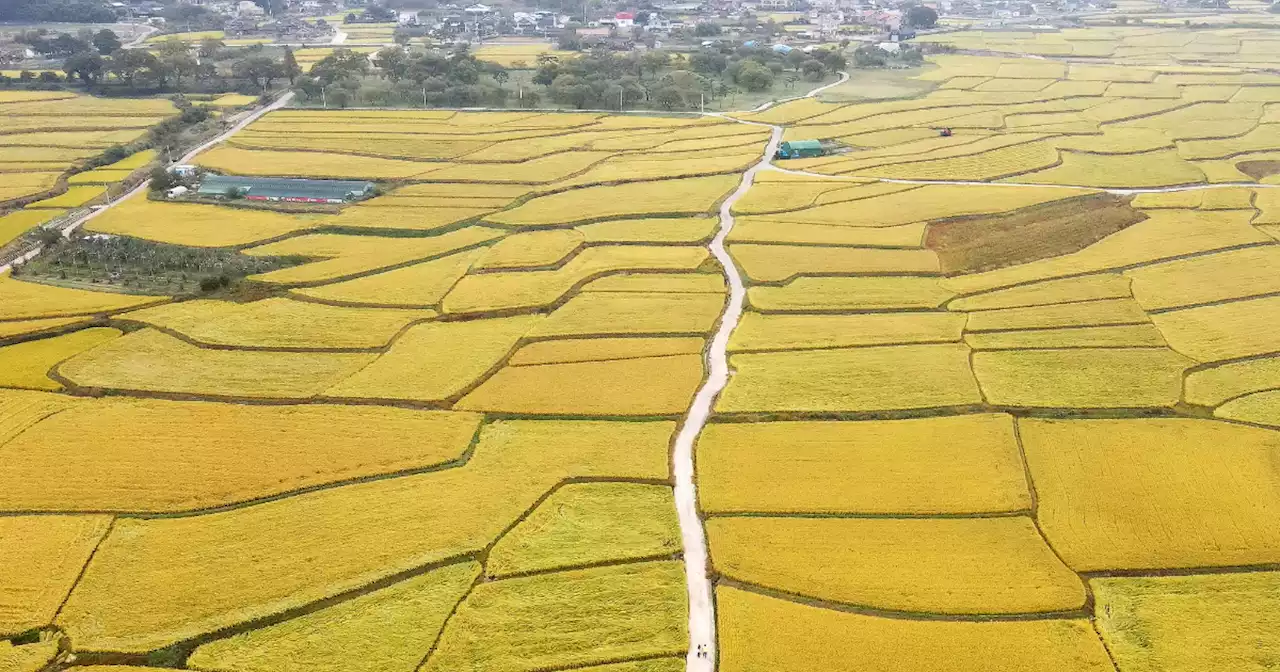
[294,42,849,112]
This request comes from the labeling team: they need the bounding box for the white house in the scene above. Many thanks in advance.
[237,0,265,16]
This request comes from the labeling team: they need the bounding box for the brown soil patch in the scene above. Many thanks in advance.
[925,193,1147,275]
[1236,160,1280,181]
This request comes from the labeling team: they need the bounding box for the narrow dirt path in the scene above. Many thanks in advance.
[672,124,784,672]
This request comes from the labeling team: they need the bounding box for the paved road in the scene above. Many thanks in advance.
[0,91,295,275]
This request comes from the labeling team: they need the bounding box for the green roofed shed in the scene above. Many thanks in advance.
[196,175,375,204]
[775,140,826,160]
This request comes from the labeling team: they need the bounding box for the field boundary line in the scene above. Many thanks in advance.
[717,577,1091,622]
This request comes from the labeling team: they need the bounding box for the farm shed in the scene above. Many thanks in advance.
[775,140,826,160]
[196,175,376,204]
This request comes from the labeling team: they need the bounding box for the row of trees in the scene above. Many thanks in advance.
[293,41,849,112]
[50,39,302,93]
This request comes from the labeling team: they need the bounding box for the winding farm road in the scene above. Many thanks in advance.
[0,92,294,275]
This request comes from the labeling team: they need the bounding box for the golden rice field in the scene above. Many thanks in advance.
[7,34,1280,671]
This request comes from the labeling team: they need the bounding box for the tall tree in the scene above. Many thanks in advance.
[92,29,121,55]
[282,46,301,84]
[64,50,105,85]
[108,48,159,88]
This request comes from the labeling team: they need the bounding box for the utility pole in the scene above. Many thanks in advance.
[423,87,427,106]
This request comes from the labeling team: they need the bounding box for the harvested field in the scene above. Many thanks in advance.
[1020,418,1280,571]
[56,420,673,652]
[457,353,704,415]
[0,399,480,512]
[60,329,376,398]
[422,562,686,672]
[708,516,1084,614]
[487,483,680,578]
[718,344,983,413]
[925,194,1147,274]
[582,273,724,294]
[717,587,1116,672]
[697,414,1029,515]
[188,561,480,672]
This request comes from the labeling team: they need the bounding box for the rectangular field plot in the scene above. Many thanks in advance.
[120,298,433,349]
[696,415,1030,515]
[290,248,485,307]
[965,324,1167,349]
[486,483,679,578]
[0,514,112,636]
[486,175,740,226]
[730,244,939,282]
[1020,418,1280,571]
[532,292,724,338]
[1128,246,1280,310]
[946,273,1132,311]
[1151,295,1280,362]
[964,298,1150,332]
[717,587,1116,672]
[457,353,704,416]
[59,329,375,399]
[189,561,480,672]
[509,337,703,366]
[973,348,1191,408]
[0,274,165,320]
[709,516,1084,614]
[422,562,685,672]
[324,316,538,402]
[576,217,718,244]
[1093,571,1280,672]
[195,146,439,180]
[442,246,709,314]
[243,228,504,285]
[748,277,954,312]
[718,344,983,413]
[728,312,964,351]
[729,218,927,247]
[0,398,479,513]
[56,420,673,652]
[474,230,584,270]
